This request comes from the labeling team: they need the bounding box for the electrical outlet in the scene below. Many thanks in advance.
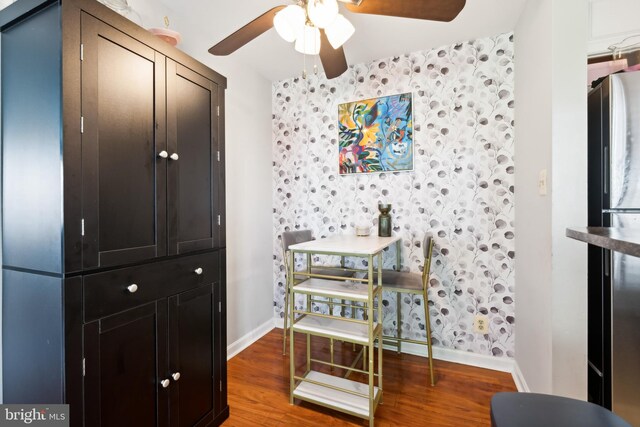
[474,314,489,334]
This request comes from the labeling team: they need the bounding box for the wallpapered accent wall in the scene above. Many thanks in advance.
[272,32,515,358]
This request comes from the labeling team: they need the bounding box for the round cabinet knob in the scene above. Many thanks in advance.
[161,379,170,388]
[158,150,168,159]
[127,284,138,293]
[169,153,179,161]
[172,372,181,381]
[194,267,203,275]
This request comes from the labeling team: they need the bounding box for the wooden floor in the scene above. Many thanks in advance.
[224,329,516,426]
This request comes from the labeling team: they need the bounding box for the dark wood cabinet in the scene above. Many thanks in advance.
[81,13,168,269]
[0,1,228,426]
[80,14,224,269]
[167,60,220,255]
[84,283,221,427]
[84,302,168,427]
[169,285,217,427]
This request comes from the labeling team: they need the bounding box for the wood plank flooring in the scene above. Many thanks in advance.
[225,329,516,426]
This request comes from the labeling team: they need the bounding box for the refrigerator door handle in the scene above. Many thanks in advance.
[604,249,610,277]
[604,146,609,195]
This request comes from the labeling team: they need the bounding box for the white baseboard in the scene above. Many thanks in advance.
[227,318,275,360]
[511,360,530,392]
[273,317,529,389]
[382,340,515,373]
[274,317,285,330]
[382,340,530,392]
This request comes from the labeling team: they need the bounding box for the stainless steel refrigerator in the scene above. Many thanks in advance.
[588,71,640,426]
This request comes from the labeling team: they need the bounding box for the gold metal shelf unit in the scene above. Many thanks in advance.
[286,235,401,426]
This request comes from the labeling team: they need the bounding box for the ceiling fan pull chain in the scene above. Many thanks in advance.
[313,28,318,75]
[302,28,308,80]
[302,52,307,79]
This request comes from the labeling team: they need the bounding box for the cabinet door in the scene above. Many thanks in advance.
[84,301,169,427]
[81,13,167,269]
[167,59,219,255]
[168,285,216,427]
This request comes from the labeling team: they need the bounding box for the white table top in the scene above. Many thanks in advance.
[288,234,400,255]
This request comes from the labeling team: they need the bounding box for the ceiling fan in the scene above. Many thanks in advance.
[208,0,466,79]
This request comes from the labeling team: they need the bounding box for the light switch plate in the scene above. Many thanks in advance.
[538,169,548,196]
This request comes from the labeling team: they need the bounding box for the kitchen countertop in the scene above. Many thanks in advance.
[566,227,640,257]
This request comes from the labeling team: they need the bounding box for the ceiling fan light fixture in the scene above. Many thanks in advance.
[307,0,339,29]
[294,24,321,55]
[325,14,355,49]
[274,4,305,43]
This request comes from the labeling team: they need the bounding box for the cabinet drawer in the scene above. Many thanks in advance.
[84,252,219,322]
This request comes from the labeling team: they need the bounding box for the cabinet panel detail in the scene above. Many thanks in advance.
[84,252,219,322]
[1,3,62,274]
[169,285,215,427]
[96,37,155,252]
[81,13,166,269]
[177,75,213,244]
[2,269,64,404]
[167,60,218,255]
[84,301,168,427]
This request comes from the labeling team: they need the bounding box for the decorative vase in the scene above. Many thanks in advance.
[378,203,391,237]
[149,16,182,47]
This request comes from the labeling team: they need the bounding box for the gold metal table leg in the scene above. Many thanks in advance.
[367,254,375,427]
[289,249,295,404]
[396,240,402,355]
[306,294,311,372]
[378,252,384,404]
[396,291,402,354]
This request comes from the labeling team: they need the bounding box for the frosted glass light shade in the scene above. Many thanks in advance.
[274,5,305,43]
[325,14,355,49]
[294,25,321,55]
[307,0,339,29]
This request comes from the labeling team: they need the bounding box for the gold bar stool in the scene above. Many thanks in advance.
[364,233,436,386]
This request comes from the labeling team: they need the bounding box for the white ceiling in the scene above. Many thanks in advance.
[160,0,527,82]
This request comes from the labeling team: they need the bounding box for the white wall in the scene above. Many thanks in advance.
[550,0,588,398]
[131,1,275,346]
[513,0,554,393]
[514,0,588,397]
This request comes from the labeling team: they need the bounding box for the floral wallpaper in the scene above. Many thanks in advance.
[272,32,515,358]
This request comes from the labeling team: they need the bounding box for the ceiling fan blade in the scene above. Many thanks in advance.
[344,0,466,22]
[319,29,348,79]
[209,6,285,56]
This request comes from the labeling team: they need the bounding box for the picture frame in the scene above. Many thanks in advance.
[338,92,414,175]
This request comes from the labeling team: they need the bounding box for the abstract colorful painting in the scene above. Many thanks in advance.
[338,92,413,175]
